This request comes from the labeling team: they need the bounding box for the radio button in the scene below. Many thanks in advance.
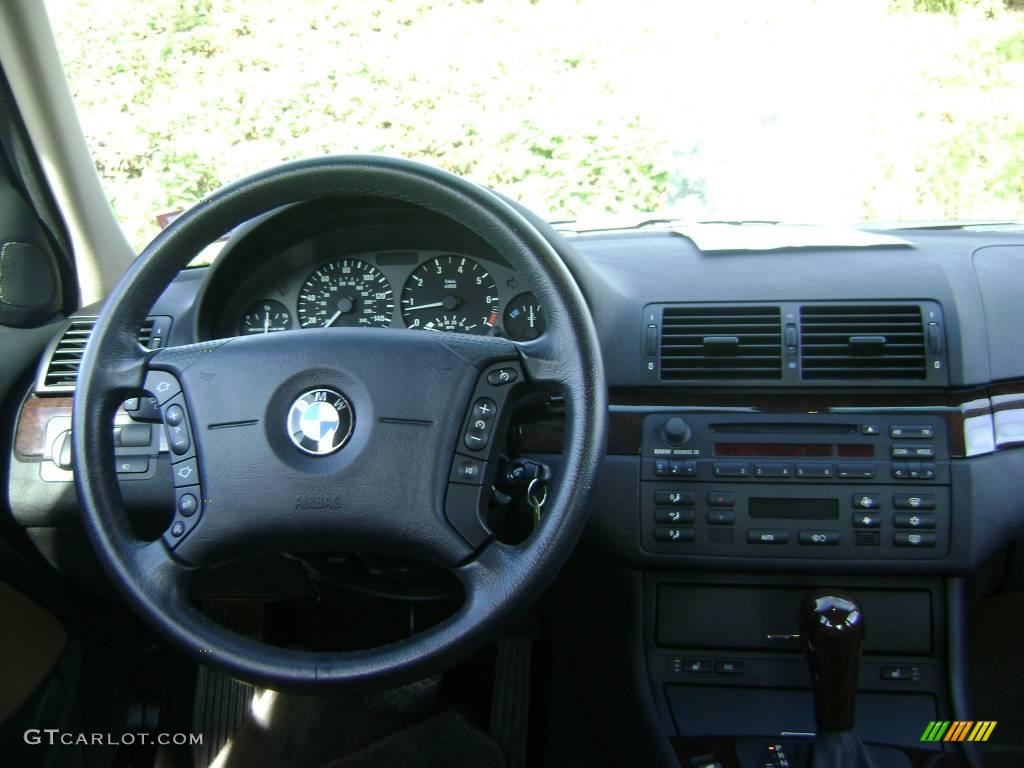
[852,493,881,510]
[890,425,934,439]
[852,511,881,528]
[894,512,936,530]
[798,530,839,545]
[655,490,694,506]
[707,510,736,525]
[838,464,875,479]
[892,462,910,479]
[707,491,735,507]
[654,459,670,476]
[894,531,936,547]
[861,424,881,435]
[656,508,695,524]
[713,462,750,478]
[748,529,788,544]
[655,526,695,543]
[754,463,793,478]
[796,464,833,479]
[892,445,935,459]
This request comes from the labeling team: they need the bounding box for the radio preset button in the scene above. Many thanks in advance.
[838,464,875,479]
[748,529,788,544]
[754,463,792,478]
[655,526,695,543]
[707,491,735,507]
[798,530,839,545]
[852,511,881,528]
[655,490,694,506]
[890,425,934,439]
[713,462,749,478]
[796,464,833,478]
[894,531,936,547]
[707,510,736,525]
[894,512,936,530]
[893,494,936,510]
[852,493,881,510]
[656,508,695,524]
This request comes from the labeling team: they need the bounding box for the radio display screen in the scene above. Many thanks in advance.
[749,498,839,520]
[713,443,873,458]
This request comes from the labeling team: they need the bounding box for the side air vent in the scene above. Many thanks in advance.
[37,316,172,394]
[660,305,782,381]
[800,305,926,381]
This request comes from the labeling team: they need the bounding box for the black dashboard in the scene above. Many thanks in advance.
[9,198,1024,583]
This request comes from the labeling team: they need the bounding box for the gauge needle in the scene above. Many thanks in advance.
[323,310,342,327]
[528,306,535,327]
[264,312,270,333]
[404,301,445,312]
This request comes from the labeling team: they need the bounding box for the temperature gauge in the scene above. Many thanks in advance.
[502,293,545,341]
[240,300,292,335]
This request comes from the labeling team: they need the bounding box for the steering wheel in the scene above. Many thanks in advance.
[72,156,607,689]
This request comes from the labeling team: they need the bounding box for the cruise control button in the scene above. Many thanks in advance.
[167,421,191,455]
[748,529,788,544]
[655,508,694,524]
[894,512,936,529]
[655,526,694,542]
[464,430,488,451]
[894,531,936,547]
[164,404,185,427]
[486,367,518,386]
[451,455,486,485]
[799,530,839,545]
[178,493,198,518]
[655,490,694,506]
[893,494,936,510]
[852,493,881,510]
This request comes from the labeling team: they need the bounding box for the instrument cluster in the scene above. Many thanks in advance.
[235,249,545,341]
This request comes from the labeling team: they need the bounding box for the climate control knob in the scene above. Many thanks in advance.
[663,417,691,446]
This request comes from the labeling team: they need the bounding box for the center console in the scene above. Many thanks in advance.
[639,412,950,561]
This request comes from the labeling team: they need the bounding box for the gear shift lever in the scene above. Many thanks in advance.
[800,591,864,732]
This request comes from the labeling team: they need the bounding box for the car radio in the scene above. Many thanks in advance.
[639,413,949,559]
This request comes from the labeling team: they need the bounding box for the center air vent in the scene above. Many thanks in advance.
[659,305,782,381]
[799,305,926,381]
[37,315,172,394]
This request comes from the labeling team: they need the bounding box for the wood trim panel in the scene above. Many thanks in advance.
[14,396,71,460]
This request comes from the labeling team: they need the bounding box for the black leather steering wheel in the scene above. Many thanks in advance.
[72,156,607,689]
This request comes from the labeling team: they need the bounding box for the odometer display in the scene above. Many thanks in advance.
[401,255,499,335]
[297,258,394,328]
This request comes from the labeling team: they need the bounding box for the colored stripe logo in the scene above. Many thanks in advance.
[920,721,997,742]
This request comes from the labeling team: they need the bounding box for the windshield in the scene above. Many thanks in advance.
[46,0,1024,252]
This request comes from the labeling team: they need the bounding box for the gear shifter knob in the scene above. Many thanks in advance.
[800,591,864,732]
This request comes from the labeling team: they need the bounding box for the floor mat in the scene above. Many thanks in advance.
[321,710,505,768]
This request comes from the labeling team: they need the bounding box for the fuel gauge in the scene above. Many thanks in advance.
[503,293,545,341]
[240,299,292,335]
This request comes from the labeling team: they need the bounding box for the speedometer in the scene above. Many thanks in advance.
[297,258,394,328]
[400,255,499,335]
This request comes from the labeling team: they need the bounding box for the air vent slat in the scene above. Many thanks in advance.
[659,305,782,381]
[37,316,164,393]
[800,305,926,381]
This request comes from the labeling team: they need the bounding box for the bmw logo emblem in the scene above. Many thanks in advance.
[287,388,354,456]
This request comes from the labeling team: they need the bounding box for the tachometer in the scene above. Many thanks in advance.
[297,258,394,328]
[240,300,292,335]
[400,255,499,335]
